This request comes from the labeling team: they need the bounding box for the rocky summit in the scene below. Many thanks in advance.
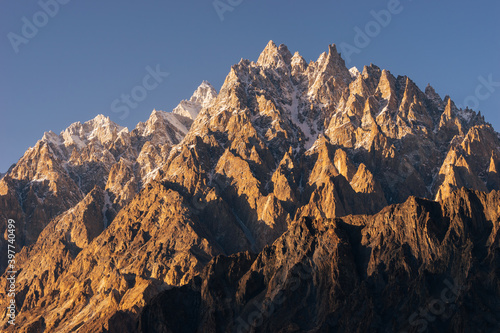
[1,41,499,332]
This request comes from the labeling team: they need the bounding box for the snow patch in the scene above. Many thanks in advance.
[165,112,189,135]
[284,85,318,150]
[172,81,218,120]
[349,67,360,78]
[456,108,474,123]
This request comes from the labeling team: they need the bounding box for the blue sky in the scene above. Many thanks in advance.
[1,0,499,172]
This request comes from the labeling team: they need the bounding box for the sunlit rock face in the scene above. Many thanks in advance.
[1,41,499,332]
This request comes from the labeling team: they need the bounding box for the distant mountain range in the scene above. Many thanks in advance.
[1,41,499,332]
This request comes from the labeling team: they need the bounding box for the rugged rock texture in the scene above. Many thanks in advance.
[1,41,499,332]
[173,81,218,120]
[0,84,215,273]
[0,186,106,320]
[141,189,500,333]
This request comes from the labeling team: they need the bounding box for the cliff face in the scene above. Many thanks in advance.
[141,189,500,333]
[1,41,499,332]
[0,112,189,271]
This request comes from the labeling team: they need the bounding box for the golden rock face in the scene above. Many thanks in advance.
[1,42,500,331]
[141,189,500,333]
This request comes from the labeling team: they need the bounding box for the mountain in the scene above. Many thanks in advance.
[0,85,215,273]
[173,81,218,120]
[1,41,499,332]
[141,189,500,333]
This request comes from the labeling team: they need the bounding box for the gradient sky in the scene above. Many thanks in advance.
[1,0,499,172]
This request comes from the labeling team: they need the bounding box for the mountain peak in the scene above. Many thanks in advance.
[172,81,218,119]
[349,66,361,78]
[327,43,338,56]
[325,44,343,64]
[316,43,351,84]
[425,83,441,100]
[92,114,110,123]
[425,83,444,110]
[3,41,500,332]
[199,80,213,89]
[291,51,307,73]
[257,40,291,69]
[191,81,217,106]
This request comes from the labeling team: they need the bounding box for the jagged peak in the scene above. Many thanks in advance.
[291,51,307,71]
[327,44,339,57]
[399,75,421,98]
[443,95,457,113]
[327,44,347,67]
[313,44,342,66]
[138,108,190,142]
[45,114,125,151]
[92,114,110,123]
[362,64,381,77]
[377,70,396,91]
[86,114,124,132]
[316,51,328,65]
[380,69,394,80]
[278,43,293,65]
[42,130,60,143]
[149,109,168,119]
[264,39,277,49]
[191,81,218,106]
[199,80,213,87]
[349,67,361,78]
[257,40,290,69]
[257,40,279,64]
[238,58,251,66]
[425,83,443,105]
[77,114,124,132]
[439,96,462,124]
[310,43,351,85]
[314,44,343,66]
[172,81,218,120]
[378,69,395,87]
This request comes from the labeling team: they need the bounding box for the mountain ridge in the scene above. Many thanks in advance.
[1,41,499,332]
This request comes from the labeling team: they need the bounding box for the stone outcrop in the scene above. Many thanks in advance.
[141,189,500,333]
[1,41,499,332]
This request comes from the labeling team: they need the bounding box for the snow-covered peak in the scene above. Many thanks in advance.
[134,109,192,146]
[173,81,218,120]
[91,114,110,124]
[456,107,475,124]
[349,67,361,78]
[42,130,62,146]
[40,115,126,152]
[191,81,218,108]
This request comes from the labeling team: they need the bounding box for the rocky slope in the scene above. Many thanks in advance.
[141,189,500,333]
[1,41,499,332]
[0,84,216,273]
[173,81,218,120]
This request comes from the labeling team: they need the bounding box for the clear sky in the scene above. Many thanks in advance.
[1,0,499,172]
